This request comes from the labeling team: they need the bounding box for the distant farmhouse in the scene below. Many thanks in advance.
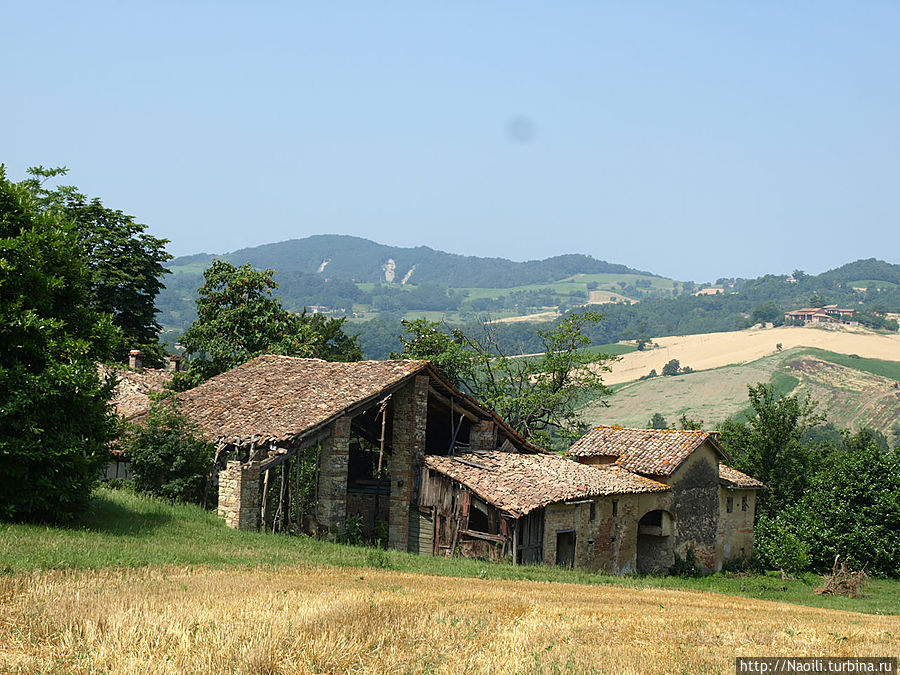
[784,304,857,325]
[116,355,763,574]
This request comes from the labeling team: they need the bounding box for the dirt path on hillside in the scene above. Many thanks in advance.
[599,325,900,385]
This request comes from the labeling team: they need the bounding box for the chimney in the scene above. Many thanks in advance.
[167,354,183,372]
[128,349,143,371]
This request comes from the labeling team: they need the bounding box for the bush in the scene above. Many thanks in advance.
[124,394,213,505]
[791,439,900,577]
[669,545,703,577]
[753,515,811,574]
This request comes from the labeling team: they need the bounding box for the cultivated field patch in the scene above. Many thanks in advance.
[599,325,900,386]
[2,565,897,674]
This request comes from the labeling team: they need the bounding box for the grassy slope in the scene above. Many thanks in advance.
[582,346,900,434]
[2,488,897,616]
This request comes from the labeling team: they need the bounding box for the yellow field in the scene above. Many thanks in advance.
[2,566,897,674]
[601,325,900,385]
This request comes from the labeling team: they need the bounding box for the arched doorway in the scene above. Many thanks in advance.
[636,510,674,574]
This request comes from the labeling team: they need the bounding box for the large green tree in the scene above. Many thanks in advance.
[0,166,119,522]
[22,167,172,365]
[790,431,900,576]
[175,260,362,388]
[393,312,614,448]
[719,383,825,517]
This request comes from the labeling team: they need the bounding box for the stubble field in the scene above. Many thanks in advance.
[2,565,897,674]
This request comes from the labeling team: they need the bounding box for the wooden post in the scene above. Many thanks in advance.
[512,520,518,566]
[284,458,292,532]
[260,468,271,531]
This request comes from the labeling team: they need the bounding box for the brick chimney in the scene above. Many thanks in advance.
[128,349,143,371]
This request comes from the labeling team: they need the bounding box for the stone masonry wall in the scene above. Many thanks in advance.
[388,375,428,551]
[468,420,495,452]
[317,416,351,534]
[218,460,261,531]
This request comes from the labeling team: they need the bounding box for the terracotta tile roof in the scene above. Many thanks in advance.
[169,355,543,454]
[425,451,669,516]
[176,355,428,447]
[100,365,173,419]
[566,425,727,477]
[719,464,765,489]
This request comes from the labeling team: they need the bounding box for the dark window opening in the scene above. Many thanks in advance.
[612,499,619,517]
[741,496,748,511]
[726,496,733,513]
[589,501,596,521]
[467,503,489,532]
[556,530,576,568]
[641,509,661,527]
[425,397,472,456]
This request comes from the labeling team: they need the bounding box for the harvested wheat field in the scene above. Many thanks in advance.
[1,566,897,674]
[602,325,900,385]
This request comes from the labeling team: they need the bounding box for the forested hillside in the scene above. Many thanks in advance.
[156,235,900,360]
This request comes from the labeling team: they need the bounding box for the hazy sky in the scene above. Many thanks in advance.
[4,3,898,281]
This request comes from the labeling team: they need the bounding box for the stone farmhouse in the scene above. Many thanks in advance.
[567,426,763,573]
[120,354,763,574]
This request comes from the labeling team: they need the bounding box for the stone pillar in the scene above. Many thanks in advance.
[468,420,496,452]
[218,460,261,531]
[317,416,351,534]
[388,375,429,551]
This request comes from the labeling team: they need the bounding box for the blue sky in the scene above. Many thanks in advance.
[4,2,898,281]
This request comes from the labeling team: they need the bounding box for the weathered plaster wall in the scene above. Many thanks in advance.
[541,492,670,574]
[387,375,428,551]
[716,488,757,568]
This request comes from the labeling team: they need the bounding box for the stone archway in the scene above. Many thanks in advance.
[636,509,675,574]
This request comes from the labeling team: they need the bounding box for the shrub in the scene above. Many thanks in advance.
[668,545,702,577]
[124,394,213,505]
[753,514,811,574]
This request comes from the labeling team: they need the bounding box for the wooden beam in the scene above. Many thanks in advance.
[428,386,480,423]
[257,429,331,471]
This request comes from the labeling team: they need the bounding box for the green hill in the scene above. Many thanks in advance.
[581,347,900,441]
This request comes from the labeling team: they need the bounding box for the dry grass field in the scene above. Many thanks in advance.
[1,565,897,674]
[600,325,900,385]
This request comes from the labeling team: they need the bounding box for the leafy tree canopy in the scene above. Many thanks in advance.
[789,432,900,576]
[393,312,615,448]
[21,167,172,366]
[719,383,825,517]
[0,165,119,521]
[175,260,362,388]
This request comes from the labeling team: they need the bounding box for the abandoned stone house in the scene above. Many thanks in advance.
[118,353,764,574]
[567,426,764,573]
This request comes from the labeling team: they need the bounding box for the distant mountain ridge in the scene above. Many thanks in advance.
[171,234,657,288]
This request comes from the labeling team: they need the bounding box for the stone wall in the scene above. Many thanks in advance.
[387,375,428,551]
[317,416,351,533]
[218,460,261,531]
[665,442,721,571]
[468,420,496,452]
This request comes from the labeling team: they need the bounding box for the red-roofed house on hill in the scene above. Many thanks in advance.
[567,426,764,573]
[784,305,857,325]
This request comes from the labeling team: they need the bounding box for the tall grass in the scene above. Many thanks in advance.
[2,487,899,617]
